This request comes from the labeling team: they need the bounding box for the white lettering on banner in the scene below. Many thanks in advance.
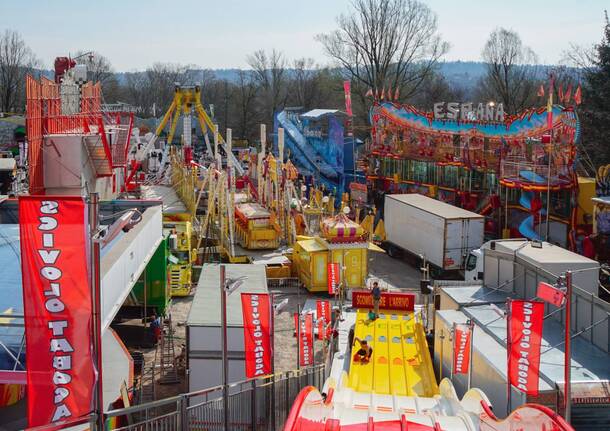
[517,302,533,392]
[36,200,74,422]
[454,326,470,373]
[301,318,311,365]
[248,295,267,376]
[329,264,339,294]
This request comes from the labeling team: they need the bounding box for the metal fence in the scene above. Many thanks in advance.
[103,364,326,431]
[266,278,301,290]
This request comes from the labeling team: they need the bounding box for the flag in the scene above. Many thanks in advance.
[452,323,472,375]
[387,85,393,101]
[365,88,373,97]
[563,84,572,104]
[574,85,582,105]
[327,263,340,294]
[316,300,331,340]
[343,80,353,117]
[558,84,564,103]
[546,76,554,129]
[537,84,545,97]
[19,196,96,427]
[537,282,566,307]
[299,313,314,366]
[241,293,273,377]
[380,86,385,100]
[508,300,544,396]
[394,87,400,101]
[375,88,379,100]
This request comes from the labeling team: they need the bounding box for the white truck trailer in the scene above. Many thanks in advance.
[464,239,600,294]
[383,194,485,275]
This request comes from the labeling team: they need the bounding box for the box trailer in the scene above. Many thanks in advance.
[383,194,484,273]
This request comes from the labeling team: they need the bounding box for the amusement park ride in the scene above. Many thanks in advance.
[6,53,608,431]
[126,83,377,295]
[364,101,586,250]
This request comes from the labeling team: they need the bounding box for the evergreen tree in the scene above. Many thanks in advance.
[581,12,610,167]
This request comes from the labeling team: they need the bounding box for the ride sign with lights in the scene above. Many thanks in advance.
[433,102,505,122]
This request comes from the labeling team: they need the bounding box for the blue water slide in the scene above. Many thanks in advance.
[276,110,343,194]
[517,171,546,240]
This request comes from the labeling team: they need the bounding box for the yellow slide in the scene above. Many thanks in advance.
[347,309,375,392]
[348,309,438,397]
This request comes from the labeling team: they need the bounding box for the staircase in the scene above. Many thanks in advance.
[111,124,131,167]
[156,315,180,385]
[84,134,113,177]
[138,363,156,405]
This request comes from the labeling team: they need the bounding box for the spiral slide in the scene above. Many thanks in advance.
[518,170,547,240]
[283,305,574,431]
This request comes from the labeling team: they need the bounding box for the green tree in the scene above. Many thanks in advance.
[581,12,610,167]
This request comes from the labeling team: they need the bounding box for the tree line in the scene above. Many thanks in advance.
[0,1,608,167]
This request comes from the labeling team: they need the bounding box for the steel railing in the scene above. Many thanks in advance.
[267,278,301,290]
[103,364,326,431]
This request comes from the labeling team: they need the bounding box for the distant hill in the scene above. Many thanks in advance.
[40,61,578,94]
[437,61,487,90]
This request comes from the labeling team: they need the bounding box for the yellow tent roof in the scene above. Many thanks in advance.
[321,213,364,241]
[298,238,327,253]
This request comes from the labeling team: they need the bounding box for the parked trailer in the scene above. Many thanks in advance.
[383,194,484,274]
[465,239,600,294]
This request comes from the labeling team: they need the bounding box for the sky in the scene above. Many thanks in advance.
[0,0,606,71]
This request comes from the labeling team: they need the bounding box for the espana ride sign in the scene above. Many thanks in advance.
[433,102,505,122]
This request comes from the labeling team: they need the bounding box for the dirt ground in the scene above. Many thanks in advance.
[114,250,423,402]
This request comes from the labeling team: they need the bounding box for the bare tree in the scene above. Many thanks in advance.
[73,50,114,85]
[247,49,287,125]
[146,62,189,114]
[233,70,259,141]
[316,0,448,100]
[123,71,154,115]
[411,72,465,110]
[479,28,539,113]
[291,58,322,109]
[0,30,39,113]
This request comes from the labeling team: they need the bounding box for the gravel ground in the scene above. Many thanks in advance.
[115,250,423,400]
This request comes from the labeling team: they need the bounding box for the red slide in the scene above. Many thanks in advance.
[283,385,574,431]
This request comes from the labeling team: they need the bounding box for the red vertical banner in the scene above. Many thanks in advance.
[299,313,314,367]
[19,196,95,427]
[241,293,273,378]
[546,75,554,129]
[316,300,331,340]
[452,323,472,375]
[508,300,545,396]
[327,263,339,294]
[343,80,353,117]
[317,318,325,341]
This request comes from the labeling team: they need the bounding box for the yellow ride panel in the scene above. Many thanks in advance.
[348,309,439,397]
[348,309,375,392]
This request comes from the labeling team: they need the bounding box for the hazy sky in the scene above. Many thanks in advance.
[1,0,606,70]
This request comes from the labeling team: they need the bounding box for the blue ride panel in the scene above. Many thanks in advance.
[275,109,346,196]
